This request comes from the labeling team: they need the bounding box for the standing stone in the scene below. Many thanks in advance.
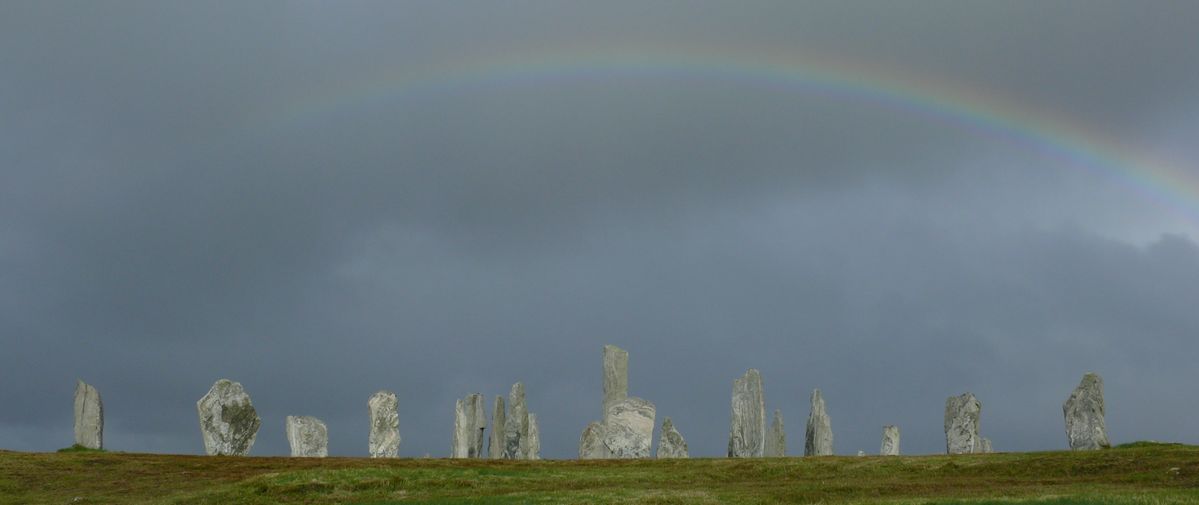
[1063,372,1111,450]
[656,417,689,459]
[804,389,833,456]
[980,437,993,453]
[196,379,261,456]
[526,413,541,460]
[488,395,506,459]
[602,397,656,458]
[285,416,328,457]
[452,393,488,458]
[503,382,528,459]
[727,369,766,458]
[73,380,103,450]
[368,390,400,458]
[765,409,785,457]
[579,421,608,459]
[880,425,900,456]
[944,392,983,454]
[602,345,629,423]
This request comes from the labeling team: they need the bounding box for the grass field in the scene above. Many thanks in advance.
[2,443,1196,504]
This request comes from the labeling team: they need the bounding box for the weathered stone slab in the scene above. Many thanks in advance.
[73,380,103,450]
[526,413,541,460]
[805,389,833,456]
[945,392,982,454]
[488,395,506,459]
[286,415,328,457]
[602,345,629,423]
[579,420,608,459]
[503,382,528,459]
[603,397,655,458]
[765,409,785,457]
[656,417,689,459]
[880,425,900,456]
[452,393,487,458]
[197,379,261,456]
[1063,372,1111,450]
[368,390,400,458]
[727,369,765,458]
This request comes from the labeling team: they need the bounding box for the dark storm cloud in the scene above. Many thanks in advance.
[2,1,1198,457]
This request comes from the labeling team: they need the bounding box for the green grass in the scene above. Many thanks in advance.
[2,443,1196,504]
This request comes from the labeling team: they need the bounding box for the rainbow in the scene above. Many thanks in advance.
[246,46,1197,225]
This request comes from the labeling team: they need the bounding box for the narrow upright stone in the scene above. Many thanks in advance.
[368,390,400,458]
[1063,372,1111,450]
[880,425,900,456]
[944,392,983,454]
[503,382,528,459]
[451,393,487,458]
[765,409,785,457]
[602,345,629,423]
[727,369,766,458]
[73,380,103,450]
[804,389,833,456]
[656,417,689,459]
[286,416,328,457]
[602,397,656,458]
[579,421,608,459]
[196,379,261,456]
[526,413,541,460]
[980,437,993,453]
[488,395,506,459]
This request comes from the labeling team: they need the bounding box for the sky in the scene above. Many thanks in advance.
[2,1,1198,458]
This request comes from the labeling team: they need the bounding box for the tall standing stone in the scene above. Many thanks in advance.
[503,382,528,459]
[602,345,629,423]
[452,393,488,458]
[368,390,400,458]
[196,379,261,456]
[944,392,983,454]
[73,380,103,450]
[1063,372,1111,450]
[488,395,506,459]
[805,389,834,456]
[765,409,785,457]
[979,437,993,453]
[656,417,689,458]
[880,425,900,456]
[602,397,656,458]
[728,369,766,458]
[526,413,541,460]
[579,421,608,459]
[286,416,328,457]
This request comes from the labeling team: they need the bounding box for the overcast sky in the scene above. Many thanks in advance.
[3,1,1198,458]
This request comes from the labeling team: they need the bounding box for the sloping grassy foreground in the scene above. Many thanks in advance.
[1,443,1196,504]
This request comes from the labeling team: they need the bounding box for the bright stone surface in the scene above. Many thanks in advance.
[804,389,833,456]
[196,379,261,456]
[368,390,400,458]
[880,425,900,456]
[944,392,983,454]
[452,393,487,458]
[503,382,528,459]
[602,345,629,423]
[602,396,656,458]
[286,416,328,457]
[727,369,765,458]
[73,380,103,450]
[765,409,785,457]
[1063,372,1111,450]
[488,395,506,459]
[579,421,608,459]
[656,417,689,459]
[526,412,541,460]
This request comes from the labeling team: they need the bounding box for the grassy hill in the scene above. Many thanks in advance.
[2,443,1196,504]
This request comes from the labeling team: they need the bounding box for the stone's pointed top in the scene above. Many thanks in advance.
[657,416,689,459]
[197,379,260,456]
[1064,372,1110,450]
[73,380,103,450]
[603,344,627,353]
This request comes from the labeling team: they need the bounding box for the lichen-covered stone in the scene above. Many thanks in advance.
[368,390,400,458]
[603,397,655,458]
[765,409,785,457]
[579,420,608,459]
[602,345,629,423]
[945,392,983,454]
[286,416,328,457]
[197,379,261,456]
[488,395,506,459]
[728,369,765,458]
[880,425,900,456]
[804,389,833,456]
[656,417,689,459]
[503,382,528,459]
[1063,372,1111,450]
[73,380,103,450]
[452,393,487,458]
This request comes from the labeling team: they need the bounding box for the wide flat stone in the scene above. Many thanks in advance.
[197,379,261,456]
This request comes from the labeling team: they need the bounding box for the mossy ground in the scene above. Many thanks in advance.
[2,443,1196,504]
